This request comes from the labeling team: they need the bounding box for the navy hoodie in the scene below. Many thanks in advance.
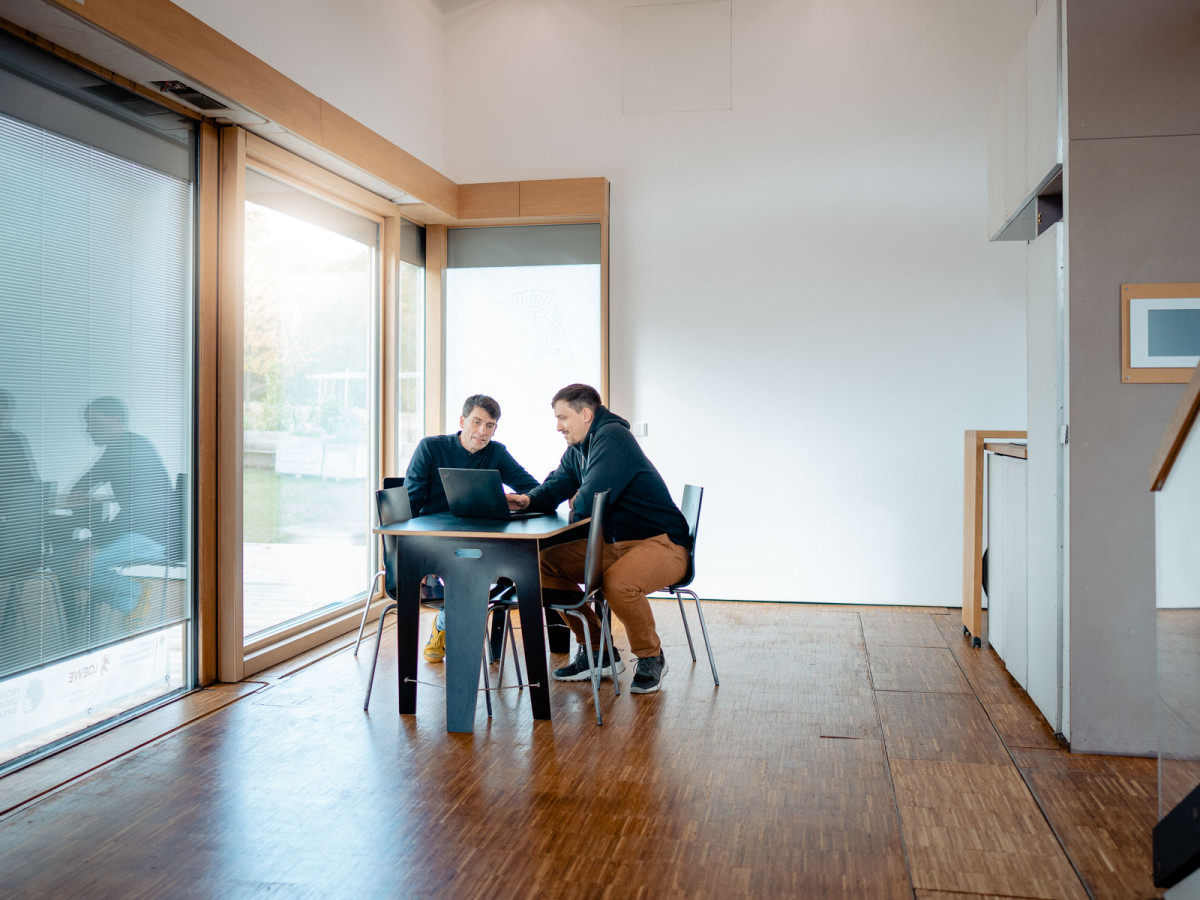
[526,406,689,547]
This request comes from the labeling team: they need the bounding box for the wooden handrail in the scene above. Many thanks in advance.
[1150,362,1200,492]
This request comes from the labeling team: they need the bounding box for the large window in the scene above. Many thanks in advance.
[0,36,195,769]
[225,136,424,670]
[445,225,602,477]
[241,170,379,639]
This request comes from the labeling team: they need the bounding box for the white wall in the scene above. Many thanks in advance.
[177,0,1034,606]
[443,0,1032,604]
[173,0,446,171]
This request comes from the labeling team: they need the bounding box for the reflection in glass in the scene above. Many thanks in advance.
[0,90,193,768]
[242,171,377,639]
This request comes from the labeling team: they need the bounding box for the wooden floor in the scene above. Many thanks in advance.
[0,602,1161,899]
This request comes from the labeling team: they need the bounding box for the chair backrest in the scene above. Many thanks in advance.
[580,490,610,601]
[382,475,405,490]
[376,485,411,528]
[673,484,704,590]
[376,486,413,595]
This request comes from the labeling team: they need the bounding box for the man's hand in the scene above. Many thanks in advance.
[507,493,531,511]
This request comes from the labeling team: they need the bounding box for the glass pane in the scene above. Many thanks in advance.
[0,75,194,769]
[242,170,377,639]
[444,263,601,479]
[396,260,424,470]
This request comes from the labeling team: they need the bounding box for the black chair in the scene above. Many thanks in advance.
[353,480,407,656]
[664,484,718,685]
[545,490,617,726]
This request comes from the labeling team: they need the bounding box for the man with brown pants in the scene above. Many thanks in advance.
[507,384,689,693]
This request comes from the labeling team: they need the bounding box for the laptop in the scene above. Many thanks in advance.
[439,468,544,520]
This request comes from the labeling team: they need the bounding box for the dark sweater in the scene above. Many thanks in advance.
[526,406,689,547]
[405,432,539,516]
[72,431,170,546]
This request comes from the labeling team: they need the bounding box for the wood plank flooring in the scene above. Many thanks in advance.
[0,602,1161,898]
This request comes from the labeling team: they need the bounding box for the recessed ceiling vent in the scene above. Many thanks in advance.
[152,80,228,111]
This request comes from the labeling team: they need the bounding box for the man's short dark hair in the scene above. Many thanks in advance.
[84,396,129,425]
[462,394,501,420]
[552,384,602,412]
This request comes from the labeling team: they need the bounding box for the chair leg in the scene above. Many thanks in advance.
[599,602,620,697]
[353,570,386,656]
[563,609,603,725]
[680,588,718,685]
[505,611,525,690]
[675,590,698,662]
[494,608,505,684]
[363,601,397,710]
[480,648,493,717]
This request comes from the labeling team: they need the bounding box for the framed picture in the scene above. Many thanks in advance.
[1122,283,1200,383]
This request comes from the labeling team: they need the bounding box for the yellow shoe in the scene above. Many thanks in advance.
[423,622,446,663]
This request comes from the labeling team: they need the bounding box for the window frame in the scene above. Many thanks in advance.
[216,129,410,679]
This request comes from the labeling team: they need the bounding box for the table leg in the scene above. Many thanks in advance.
[443,551,495,733]
[396,550,422,716]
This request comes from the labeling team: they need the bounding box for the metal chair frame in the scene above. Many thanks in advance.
[545,490,618,726]
[660,484,718,685]
[353,482,408,656]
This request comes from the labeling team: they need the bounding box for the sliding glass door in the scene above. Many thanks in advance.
[241,169,379,640]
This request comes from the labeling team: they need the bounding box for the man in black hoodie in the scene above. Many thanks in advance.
[507,384,688,694]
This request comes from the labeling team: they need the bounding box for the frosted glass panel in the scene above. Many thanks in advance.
[445,264,602,480]
[1130,296,1200,368]
[1148,308,1200,358]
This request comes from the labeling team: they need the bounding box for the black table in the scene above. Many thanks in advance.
[373,512,586,732]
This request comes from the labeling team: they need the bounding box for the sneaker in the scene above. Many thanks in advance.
[552,644,624,682]
[423,622,446,663]
[629,653,668,694]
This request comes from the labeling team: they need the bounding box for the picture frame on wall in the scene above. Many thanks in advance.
[1122,283,1200,384]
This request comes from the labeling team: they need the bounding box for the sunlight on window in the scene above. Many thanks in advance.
[242,185,377,639]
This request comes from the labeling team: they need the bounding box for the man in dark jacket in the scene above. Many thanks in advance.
[405,393,539,661]
[508,384,688,694]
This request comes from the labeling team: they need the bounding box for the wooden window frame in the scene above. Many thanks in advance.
[215,129,404,680]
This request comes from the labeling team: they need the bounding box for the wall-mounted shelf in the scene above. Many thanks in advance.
[991,168,1063,242]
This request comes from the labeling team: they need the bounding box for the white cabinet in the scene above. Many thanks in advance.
[1025,223,1065,731]
[986,451,1029,689]
[1025,0,1062,190]
[1004,42,1029,220]
[987,0,1061,241]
